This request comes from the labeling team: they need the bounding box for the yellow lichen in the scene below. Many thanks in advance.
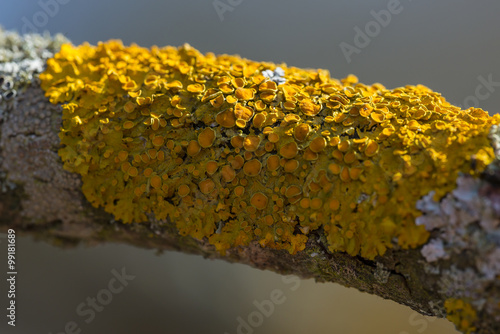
[40,41,500,258]
[198,128,216,148]
[250,192,268,210]
[444,298,477,334]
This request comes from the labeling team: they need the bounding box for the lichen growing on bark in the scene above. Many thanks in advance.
[39,40,499,260]
[0,28,85,224]
[444,298,478,334]
[0,26,67,114]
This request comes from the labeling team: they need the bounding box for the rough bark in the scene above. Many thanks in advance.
[1,29,499,334]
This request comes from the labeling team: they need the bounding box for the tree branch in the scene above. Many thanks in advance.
[0,28,499,334]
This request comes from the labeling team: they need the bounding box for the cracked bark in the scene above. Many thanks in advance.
[0,83,499,334]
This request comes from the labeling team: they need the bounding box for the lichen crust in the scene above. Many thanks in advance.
[0,26,68,113]
[444,298,478,334]
[39,41,499,259]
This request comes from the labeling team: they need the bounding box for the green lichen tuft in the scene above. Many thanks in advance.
[40,41,499,259]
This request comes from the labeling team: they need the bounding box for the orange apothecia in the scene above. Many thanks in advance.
[40,41,500,259]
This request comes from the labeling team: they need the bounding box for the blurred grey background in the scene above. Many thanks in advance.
[2,0,500,333]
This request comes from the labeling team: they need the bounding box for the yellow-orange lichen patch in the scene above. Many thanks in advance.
[254,100,266,111]
[283,101,296,111]
[178,184,190,197]
[243,159,262,177]
[284,159,299,173]
[221,165,236,182]
[151,175,162,189]
[310,198,323,210]
[235,87,255,101]
[328,163,342,175]
[143,168,154,177]
[444,298,477,334]
[187,83,205,94]
[280,141,299,159]
[204,162,217,176]
[309,137,327,153]
[329,199,340,211]
[340,167,350,182]
[201,88,221,102]
[303,148,318,161]
[300,198,310,209]
[234,185,245,197]
[199,179,216,195]
[359,104,373,117]
[128,166,139,177]
[243,135,261,152]
[152,136,165,147]
[226,95,237,104]
[166,80,183,90]
[370,109,385,123]
[407,120,421,131]
[216,108,236,128]
[124,101,135,113]
[260,91,276,103]
[210,94,225,108]
[300,99,321,116]
[252,113,266,128]
[187,140,201,157]
[259,81,277,92]
[338,140,350,152]
[364,140,379,157]
[198,128,216,148]
[349,167,363,180]
[343,151,357,164]
[294,123,311,141]
[123,120,135,129]
[284,114,301,124]
[285,185,302,198]
[268,132,280,143]
[329,136,341,147]
[267,155,280,171]
[231,155,244,169]
[230,135,244,149]
[232,77,246,88]
[117,150,128,161]
[41,41,500,260]
[234,103,254,122]
[250,192,268,210]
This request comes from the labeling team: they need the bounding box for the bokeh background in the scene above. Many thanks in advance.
[2,0,500,333]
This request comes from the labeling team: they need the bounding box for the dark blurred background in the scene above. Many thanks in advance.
[2,0,500,333]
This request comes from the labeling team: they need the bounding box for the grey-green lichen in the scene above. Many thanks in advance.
[374,262,390,284]
[416,129,500,331]
[0,28,87,226]
[0,26,67,115]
